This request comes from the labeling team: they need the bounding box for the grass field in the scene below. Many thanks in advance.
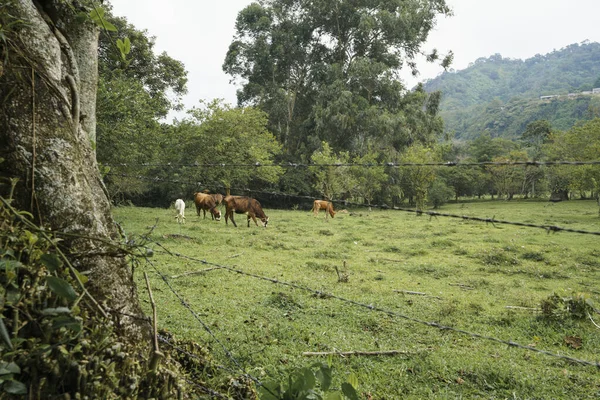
[113,199,600,399]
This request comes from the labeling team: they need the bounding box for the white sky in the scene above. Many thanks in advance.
[110,0,600,122]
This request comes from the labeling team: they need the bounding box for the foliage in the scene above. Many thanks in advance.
[259,363,360,400]
[98,9,188,118]
[349,151,387,208]
[428,177,454,208]
[180,100,283,194]
[397,144,438,210]
[224,0,451,158]
[543,118,600,200]
[423,42,600,139]
[540,293,597,321]
[310,142,352,201]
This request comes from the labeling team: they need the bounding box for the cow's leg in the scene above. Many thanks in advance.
[227,210,237,227]
[196,205,201,217]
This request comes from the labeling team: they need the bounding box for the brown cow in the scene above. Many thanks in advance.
[312,200,336,219]
[223,195,269,227]
[193,192,221,221]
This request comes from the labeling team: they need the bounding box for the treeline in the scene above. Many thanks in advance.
[424,42,600,139]
[97,3,600,210]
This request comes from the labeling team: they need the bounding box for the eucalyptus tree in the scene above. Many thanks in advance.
[224,0,452,158]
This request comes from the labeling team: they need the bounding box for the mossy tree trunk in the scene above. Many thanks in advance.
[0,0,147,344]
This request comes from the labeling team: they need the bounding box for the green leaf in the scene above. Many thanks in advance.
[341,383,359,400]
[123,37,131,54]
[257,381,281,400]
[4,379,27,395]
[52,315,82,333]
[101,20,118,32]
[325,392,343,400]
[72,268,88,285]
[316,364,332,391]
[40,253,62,272]
[0,362,20,375]
[0,316,13,350]
[46,276,77,302]
[347,373,359,390]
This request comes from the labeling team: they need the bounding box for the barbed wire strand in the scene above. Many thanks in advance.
[147,240,600,370]
[106,172,600,237]
[104,160,600,168]
[143,256,258,382]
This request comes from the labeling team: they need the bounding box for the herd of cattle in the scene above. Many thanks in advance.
[173,193,337,227]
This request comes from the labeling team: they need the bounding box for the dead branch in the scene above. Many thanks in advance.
[505,306,540,311]
[393,290,442,300]
[449,283,475,290]
[302,350,411,357]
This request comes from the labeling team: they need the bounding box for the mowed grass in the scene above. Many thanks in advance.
[113,200,600,399]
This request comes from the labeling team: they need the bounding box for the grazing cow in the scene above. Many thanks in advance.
[312,200,336,219]
[174,199,186,224]
[223,195,269,227]
[193,192,221,221]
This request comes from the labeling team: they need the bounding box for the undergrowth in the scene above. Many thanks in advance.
[0,194,254,398]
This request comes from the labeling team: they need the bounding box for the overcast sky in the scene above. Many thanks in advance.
[110,0,600,122]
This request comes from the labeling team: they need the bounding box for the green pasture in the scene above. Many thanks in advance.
[113,200,600,399]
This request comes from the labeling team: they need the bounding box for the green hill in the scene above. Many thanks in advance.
[423,41,600,139]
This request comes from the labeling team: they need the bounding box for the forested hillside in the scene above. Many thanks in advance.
[423,41,600,139]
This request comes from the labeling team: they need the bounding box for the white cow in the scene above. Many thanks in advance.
[174,199,186,224]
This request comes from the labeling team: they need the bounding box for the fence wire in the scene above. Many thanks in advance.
[104,160,600,168]
[106,172,600,237]
[147,239,600,370]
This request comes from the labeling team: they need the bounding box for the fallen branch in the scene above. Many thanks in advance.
[302,350,410,357]
[393,290,441,300]
[449,283,475,290]
[171,267,223,279]
[505,306,540,311]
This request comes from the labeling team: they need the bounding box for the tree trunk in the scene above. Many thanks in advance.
[0,0,147,344]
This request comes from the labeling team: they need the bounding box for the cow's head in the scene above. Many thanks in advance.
[214,209,222,221]
[261,216,269,227]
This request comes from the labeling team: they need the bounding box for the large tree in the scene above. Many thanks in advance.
[223,0,452,158]
[0,0,145,345]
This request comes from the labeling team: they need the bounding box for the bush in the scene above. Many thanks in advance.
[428,178,455,208]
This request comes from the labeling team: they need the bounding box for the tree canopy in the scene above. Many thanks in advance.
[223,0,452,159]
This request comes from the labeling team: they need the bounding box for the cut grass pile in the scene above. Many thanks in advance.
[113,199,600,398]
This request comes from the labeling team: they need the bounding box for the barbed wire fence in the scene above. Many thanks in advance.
[139,238,600,369]
[105,172,600,237]
[101,160,600,393]
[104,160,600,168]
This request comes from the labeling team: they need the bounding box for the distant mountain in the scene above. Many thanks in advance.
[422,41,600,140]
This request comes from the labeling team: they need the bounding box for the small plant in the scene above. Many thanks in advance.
[540,293,596,320]
[335,261,349,283]
[258,363,360,400]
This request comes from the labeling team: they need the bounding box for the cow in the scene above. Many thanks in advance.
[193,192,221,221]
[223,195,269,227]
[174,199,186,224]
[311,200,336,219]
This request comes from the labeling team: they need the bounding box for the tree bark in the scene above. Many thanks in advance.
[0,0,146,343]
